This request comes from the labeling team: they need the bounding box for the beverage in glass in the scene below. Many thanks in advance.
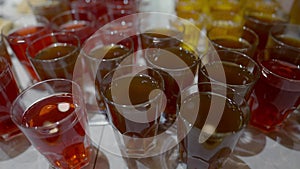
[249,47,300,131]
[2,15,52,81]
[26,32,80,80]
[11,79,92,169]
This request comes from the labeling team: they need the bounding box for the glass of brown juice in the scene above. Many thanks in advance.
[249,47,300,132]
[177,82,249,169]
[10,78,92,169]
[199,49,260,100]
[207,26,259,58]
[82,32,134,114]
[99,65,166,158]
[243,0,289,51]
[145,46,201,127]
[26,32,80,81]
[0,57,22,141]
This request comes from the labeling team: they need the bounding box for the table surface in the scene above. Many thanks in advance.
[1,0,300,169]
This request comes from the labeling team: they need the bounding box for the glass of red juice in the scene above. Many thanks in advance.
[249,47,300,132]
[10,78,92,169]
[0,57,22,141]
[51,9,99,44]
[70,0,108,19]
[1,14,52,82]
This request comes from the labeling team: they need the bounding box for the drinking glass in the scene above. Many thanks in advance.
[11,78,92,169]
[81,32,134,114]
[51,9,99,44]
[207,26,259,58]
[27,0,71,21]
[106,0,139,17]
[145,46,201,127]
[99,12,140,53]
[139,13,185,49]
[249,47,300,132]
[0,57,22,141]
[177,82,250,169]
[243,0,289,51]
[266,23,300,51]
[70,0,108,18]
[199,50,260,100]
[99,65,165,158]
[26,32,80,80]
[1,14,52,82]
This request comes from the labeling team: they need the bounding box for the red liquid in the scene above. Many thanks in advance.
[59,20,97,44]
[22,94,91,169]
[0,65,20,140]
[250,59,300,131]
[71,0,108,18]
[7,25,52,80]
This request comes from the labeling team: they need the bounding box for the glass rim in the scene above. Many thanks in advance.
[257,47,300,83]
[269,23,300,52]
[178,82,248,135]
[144,46,201,72]
[244,11,289,26]
[50,9,98,25]
[10,78,84,130]
[26,32,81,63]
[1,15,50,39]
[82,34,134,62]
[100,64,165,108]
[201,50,261,87]
[208,26,259,52]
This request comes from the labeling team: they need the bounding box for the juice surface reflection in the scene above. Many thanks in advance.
[103,75,160,137]
[22,94,91,169]
[31,43,79,80]
[140,28,183,49]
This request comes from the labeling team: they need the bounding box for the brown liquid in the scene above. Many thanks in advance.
[32,43,79,80]
[140,28,183,49]
[179,92,244,168]
[21,94,90,169]
[147,46,199,123]
[212,37,251,50]
[92,44,132,79]
[199,61,256,99]
[103,74,161,137]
